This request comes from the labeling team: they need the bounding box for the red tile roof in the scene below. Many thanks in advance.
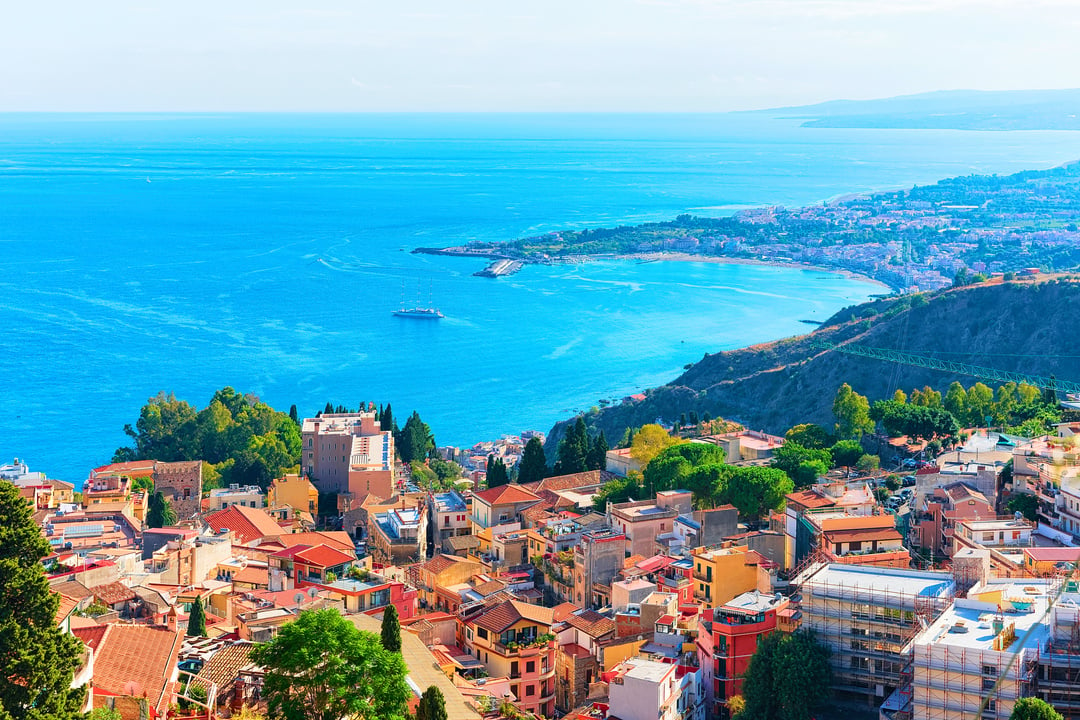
[84,624,184,714]
[55,593,79,625]
[293,544,354,568]
[232,566,269,586]
[472,484,541,507]
[73,624,108,650]
[277,531,355,553]
[91,581,137,606]
[561,609,615,638]
[470,599,554,634]
[785,489,835,510]
[205,504,284,544]
[92,460,157,476]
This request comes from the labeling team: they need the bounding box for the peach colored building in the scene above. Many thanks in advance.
[463,599,557,717]
[268,473,319,514]
[912,482,994,556]
[302,412,395,497]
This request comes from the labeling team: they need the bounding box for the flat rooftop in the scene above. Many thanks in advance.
[722,589,786,614]
[432,492,467,512]
[804,563,954,599]
[917,592,1049,652]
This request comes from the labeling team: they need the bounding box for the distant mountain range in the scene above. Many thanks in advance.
[753,88,1080,131]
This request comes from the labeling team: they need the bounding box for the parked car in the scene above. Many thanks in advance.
[902,476,917,487]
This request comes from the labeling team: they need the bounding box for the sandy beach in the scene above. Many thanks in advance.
[577,251,898,293]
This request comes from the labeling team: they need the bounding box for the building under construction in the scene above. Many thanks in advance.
[796,563,955,711]
[909,578,1049,720]
[1039,585,1080,719]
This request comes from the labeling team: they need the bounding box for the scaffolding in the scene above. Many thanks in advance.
[911,637,1040,720]
[795,564,954,709]
[1040,595,1080,719]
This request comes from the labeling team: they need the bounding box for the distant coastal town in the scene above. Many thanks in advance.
[417,161,1080,293]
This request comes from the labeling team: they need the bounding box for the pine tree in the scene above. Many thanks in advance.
[381,603,401,653]
[416,686,448,720]
[381,403,394,433]
[517,437,548,485]
[187,595,207,637]
[0,481,87,718]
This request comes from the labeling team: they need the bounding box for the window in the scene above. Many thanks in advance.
[525,684,535,696]
[477,627,488,640]
[511,661,520,678]
[982,664,997,676]
[526,661,536,674]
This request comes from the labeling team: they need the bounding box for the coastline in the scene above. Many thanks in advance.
[575,251,898,293]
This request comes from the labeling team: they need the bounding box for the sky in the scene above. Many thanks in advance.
[2,0,1078,112]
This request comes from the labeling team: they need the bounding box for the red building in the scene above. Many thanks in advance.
[703,590,790,718]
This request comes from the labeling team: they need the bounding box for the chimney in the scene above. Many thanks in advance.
[232,677,246,711]
[166,604,178,632]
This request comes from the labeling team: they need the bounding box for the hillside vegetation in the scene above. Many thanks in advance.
[547,276,1080,450]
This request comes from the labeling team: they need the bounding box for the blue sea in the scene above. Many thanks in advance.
[4,113,1080,484]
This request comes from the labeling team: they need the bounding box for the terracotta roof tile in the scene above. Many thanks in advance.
[94,624,184,714]
[73,624,108,650]
[232,566,269,586]
[196,641,258,696]
[562,609,615,638]
[785,489,836,510]
[471,484,541,507]
[469,599,553,634]
[205,505,284,544]
[90,581,137,606]
[55,593,79,625]
[293,544,354,568]
[277,531,355,553]
[51,580,92,599]
[421,554,463,576]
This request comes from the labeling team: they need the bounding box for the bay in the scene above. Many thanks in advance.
[3,113,1080,483]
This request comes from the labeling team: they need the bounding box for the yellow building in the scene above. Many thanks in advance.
[691,544,769,609]
[268,473,319,515]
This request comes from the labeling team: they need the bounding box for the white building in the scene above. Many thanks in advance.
[608,657,703,720]
[207,484,265,512]
[910,578,1049,720]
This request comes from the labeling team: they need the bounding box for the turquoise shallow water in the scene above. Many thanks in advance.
[4,113,1080,482]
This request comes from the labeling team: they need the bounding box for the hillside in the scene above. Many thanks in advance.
[546,276,1080,452]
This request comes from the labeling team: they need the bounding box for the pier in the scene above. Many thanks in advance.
[474,259,523,278]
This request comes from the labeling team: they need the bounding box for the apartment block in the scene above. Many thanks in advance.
[302,412,395,497]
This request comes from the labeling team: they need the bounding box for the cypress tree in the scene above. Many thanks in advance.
[486,456,509,488]
[146,491,177,529]
[0,481,87,718]
[517,437,548,485]
[416,685,448,720]
[381,603,401,653]
[288,404,299,425]
[587,430,609,471]
[187,595,207,637]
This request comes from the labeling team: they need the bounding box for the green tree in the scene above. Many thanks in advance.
[415,686,449,720]
[146,491,177,529]
[381,603,402,653]
[89,708,123,720]
[485,456,509,488]
[771,444,833,487]
[830,440,864,471]
[736,630,831,720]
[288,404,299,425]
[1007,493,1040,522]
[586,430,609,471]
[249,608,409,720]
[833,383,874,439]
[944,381,968,420]
[0,481,87,719]
[555,417,589,475]
[892,388,908,404]
[397,411,435,464]
[1009,697,1064,720]
[517,437,548,485]
[592,472,644,508]
[187,595,207,637]
[784,423,834,450]
[855,454,881,475]
[966,382,995,427]
[721,466,792,520]
[629,424,679,466]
